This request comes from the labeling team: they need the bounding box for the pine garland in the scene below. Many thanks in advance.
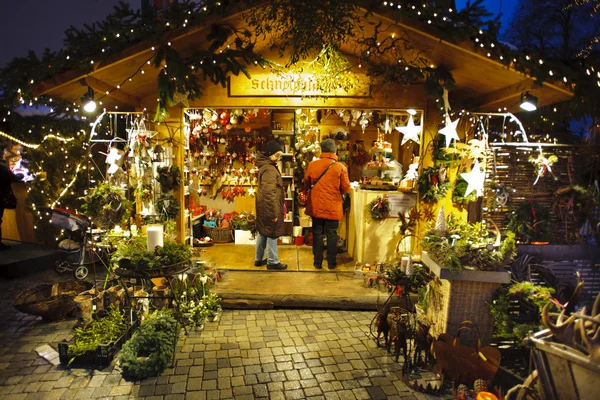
[120,310,179,381]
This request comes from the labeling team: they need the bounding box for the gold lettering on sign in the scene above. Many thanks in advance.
[229,73,371,98]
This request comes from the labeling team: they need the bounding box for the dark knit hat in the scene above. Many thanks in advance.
[264,139,283,156]
[320,138,337,153]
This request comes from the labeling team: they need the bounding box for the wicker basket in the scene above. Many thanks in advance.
[204,226,233,243]
[14,280,93,321]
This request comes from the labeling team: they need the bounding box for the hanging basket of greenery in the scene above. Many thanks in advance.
[138,183,153,206]
[156,166,181,192]
[82,183,133,228]
[120,310,179,380]
[156,194,180,220]
[452,176,478,207]
[417,167,452,202]
[368,195,390,220]
[507,201,551,243]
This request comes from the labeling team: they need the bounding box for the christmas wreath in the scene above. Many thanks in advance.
[156,166,181,192]
[368,195,390,220]
[417,167,452,202]
[507,201,551,243]
[120,310,179,381]
[157,194,180,220]
[82,183,133,228]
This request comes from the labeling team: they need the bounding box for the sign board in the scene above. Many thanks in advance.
[228,73,371,98]
[387,193,417,217]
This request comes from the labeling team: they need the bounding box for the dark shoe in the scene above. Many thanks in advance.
[254,259,267,267]
[327,264,336,270]
[267,263,288,270]
[314,264,322,269]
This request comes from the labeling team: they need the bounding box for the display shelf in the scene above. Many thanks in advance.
[191,214,204,222]
[372,148,393,153]
[281,153,294,156]
[284,219,293,223]
[282,175,293,178]
[272,130,294,136]
[284,197,293,200]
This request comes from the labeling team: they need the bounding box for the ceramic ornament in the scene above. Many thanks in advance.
[435,205,447,233]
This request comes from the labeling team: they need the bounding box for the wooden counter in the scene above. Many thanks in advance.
[347,187,416,263]
[3,182,39,244]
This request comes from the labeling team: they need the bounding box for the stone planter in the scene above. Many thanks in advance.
[421,251,511,346]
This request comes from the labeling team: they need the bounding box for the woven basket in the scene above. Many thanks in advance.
[205,226,233,243]
[14,280,93,321]
[114,260,191,279]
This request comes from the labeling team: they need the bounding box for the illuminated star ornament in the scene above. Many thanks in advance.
[438,116,460,148]
[396,116,422,145]
[460,159,486,197]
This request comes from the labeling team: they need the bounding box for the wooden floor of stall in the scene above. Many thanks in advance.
[196,243,355,272]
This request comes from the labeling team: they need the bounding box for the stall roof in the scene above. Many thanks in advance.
[33,5,573,113]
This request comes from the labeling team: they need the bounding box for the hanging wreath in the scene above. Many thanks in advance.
[368,195,391,220]
[417,166,452,202]
[452,176,478,207]
[82,183,133,228]
[507,201,551,243]
[529,152,558,184]
[156,166,181,192]
[156,194,180,220]
[138,183,153,205]
[552,185,599,242]
[120,310,179,381]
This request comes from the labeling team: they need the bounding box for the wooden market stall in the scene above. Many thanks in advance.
[30,1,575,281]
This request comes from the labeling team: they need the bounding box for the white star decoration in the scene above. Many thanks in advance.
[396,116,422,145]
[460,159,486,197]
[438,116,460,148]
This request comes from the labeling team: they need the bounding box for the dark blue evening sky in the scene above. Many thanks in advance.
[0,0,517,69]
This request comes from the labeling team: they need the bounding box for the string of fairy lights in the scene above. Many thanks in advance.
[0,0,597,125]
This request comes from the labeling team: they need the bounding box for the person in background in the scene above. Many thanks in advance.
[254,139,288,270]
[0,141,24,250]
[304,139,351,269]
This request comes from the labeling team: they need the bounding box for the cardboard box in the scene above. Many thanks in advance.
[234,230,255,245]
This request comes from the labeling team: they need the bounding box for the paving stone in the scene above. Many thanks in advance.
[253,383,268,398]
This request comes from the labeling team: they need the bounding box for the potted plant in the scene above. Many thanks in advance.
[111,237,191,276]
[58,306,130,367]
[419,213,516,345]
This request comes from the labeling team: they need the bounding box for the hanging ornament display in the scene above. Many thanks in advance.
[529,149,558,185]
[438,115,461,148]
[368,195,390,220]
[417,167,452,202]
[460,159,486,198]
[396,116,422,145]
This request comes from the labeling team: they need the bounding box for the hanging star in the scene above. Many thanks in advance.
[460,159,486,197]
[247,187,256,196]
[396,116,422,145]
[438,116,460,147]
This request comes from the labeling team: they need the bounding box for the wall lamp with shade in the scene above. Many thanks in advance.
[81,86,97,113]
[520,92,538,111]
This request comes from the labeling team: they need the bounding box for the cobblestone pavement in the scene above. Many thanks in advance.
[0,270,442,400]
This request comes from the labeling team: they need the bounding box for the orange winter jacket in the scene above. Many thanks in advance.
[303,153,351,221]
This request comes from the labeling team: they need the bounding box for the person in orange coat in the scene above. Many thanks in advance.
[303,139,351,269]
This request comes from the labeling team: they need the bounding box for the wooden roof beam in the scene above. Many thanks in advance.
[471,79,539,111]
[84,76,141,109]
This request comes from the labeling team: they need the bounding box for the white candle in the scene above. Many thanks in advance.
[400,256,409,273]
[130,224,138,236]
[147,225,164,251]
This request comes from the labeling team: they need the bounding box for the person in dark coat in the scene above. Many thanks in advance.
[1,141,23,250]
[254,139,287,270]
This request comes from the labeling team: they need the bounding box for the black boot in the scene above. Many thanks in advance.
[267,263,288,270]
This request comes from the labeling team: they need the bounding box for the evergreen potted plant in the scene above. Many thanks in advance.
[419,210,516,345]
